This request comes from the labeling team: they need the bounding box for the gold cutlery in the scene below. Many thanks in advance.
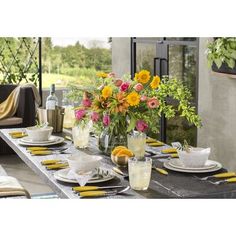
[211,177,236,185]
[152,167,168,175]
[112,167,128,177]
[79,186,130,198]
[148,142,165,147]
[41,159,66,165]
[45,163,69,170]
[161,148,177,154]
[197,172,236,181]
[146,138,157,143]
[73,185,125,192]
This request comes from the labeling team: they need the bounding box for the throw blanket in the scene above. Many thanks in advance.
[0,83,41,120]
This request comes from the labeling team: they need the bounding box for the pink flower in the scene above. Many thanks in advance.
[108,72,116,78]
[103,114,111,126]
[141,95,147,101]
[91,112,99,122]
[75,109,86,120]
[82,98,92,107]
[134,83,143,92]
[114,79,123,87]
[147,97,159,109]
[136,120,148,132]
[120,82,130,92]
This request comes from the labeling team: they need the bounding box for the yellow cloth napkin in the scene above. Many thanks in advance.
[0,176,30,198]
[161,148,177,154]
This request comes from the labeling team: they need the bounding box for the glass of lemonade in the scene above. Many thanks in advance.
[128,157,152,191]
[128,132,146,160]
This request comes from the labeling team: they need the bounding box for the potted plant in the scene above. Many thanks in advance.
[206,37,236,74]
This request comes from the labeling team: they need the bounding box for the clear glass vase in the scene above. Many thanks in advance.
[72,121,92,149]
[98,127,127,156]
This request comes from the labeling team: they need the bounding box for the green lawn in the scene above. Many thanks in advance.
[42,73,76,88]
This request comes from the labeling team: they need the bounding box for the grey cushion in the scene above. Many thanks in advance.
[0,117,23,126]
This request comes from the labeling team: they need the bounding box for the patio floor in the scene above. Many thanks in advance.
[0,154,53,195]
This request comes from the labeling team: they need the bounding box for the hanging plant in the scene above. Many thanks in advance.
[206,37,236,74]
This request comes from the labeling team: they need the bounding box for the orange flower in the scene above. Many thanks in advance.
[101,86,112,99]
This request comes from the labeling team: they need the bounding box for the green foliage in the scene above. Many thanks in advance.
[0,37,39,85]
[206,37,236,69]
[157,76,202,128]
[42,38,111,74]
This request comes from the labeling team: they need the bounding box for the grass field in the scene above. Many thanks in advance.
[0,73,89,89]
[42,73,76,88]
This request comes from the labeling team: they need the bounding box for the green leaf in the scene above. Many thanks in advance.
[214,58,222,68]
[127,115,136,133]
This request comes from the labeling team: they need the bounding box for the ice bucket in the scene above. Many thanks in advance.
[37,106,65,133]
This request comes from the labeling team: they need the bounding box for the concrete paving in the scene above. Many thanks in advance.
[0,154,53,195]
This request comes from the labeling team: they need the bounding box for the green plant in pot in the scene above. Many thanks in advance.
[206,37,236,74]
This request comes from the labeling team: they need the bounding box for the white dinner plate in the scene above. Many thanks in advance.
[164,159,222,173]
[169,159,217,170]
[18,136,65,146]
[21,136,59,144]
[54,168,114,184]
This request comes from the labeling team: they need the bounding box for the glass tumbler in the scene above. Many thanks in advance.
[127,132,146,160]
[128,157,152,191]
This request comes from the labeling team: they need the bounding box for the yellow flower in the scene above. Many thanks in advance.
[126,91,140,106]
[150,75,161,89]
[96,71,108,78]
[101,86,112,99]
[135,70,151,84]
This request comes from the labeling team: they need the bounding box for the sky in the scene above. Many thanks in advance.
[51,37,110,49]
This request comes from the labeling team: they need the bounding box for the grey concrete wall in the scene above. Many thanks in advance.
[112,38,131,77]
[198,38,236,170]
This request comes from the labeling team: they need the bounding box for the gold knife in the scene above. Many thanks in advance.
[152,167,168,175]
[73,186,124,192]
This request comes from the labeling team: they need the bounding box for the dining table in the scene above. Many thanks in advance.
[1,128,236,199]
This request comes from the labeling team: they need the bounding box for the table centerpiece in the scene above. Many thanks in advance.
[72,70,201,155]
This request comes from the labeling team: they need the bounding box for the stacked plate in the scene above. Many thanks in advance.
[18,136,65,146]
[164,159,222,173]
[54,168,114,184]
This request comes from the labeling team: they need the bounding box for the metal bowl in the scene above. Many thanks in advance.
[111,154,131,167]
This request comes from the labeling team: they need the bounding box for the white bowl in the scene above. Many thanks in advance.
[67,154,102,173]
[178,147,211,168]
[26,126,53,142]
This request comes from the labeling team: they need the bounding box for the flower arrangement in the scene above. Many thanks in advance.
[74,70,201,154]
[91,70,201,133]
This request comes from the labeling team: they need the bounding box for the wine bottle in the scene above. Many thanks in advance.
[46,84,58,110]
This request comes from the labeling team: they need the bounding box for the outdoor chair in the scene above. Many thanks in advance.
[0,84,36,154]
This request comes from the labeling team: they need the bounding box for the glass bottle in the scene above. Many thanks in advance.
[46,84,58,110]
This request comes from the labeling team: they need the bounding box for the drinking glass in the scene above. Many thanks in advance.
[128,157,152,191]
[72,121,92,149]
[127,132,146,160]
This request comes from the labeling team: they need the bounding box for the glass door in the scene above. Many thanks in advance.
[131,37,199,146]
